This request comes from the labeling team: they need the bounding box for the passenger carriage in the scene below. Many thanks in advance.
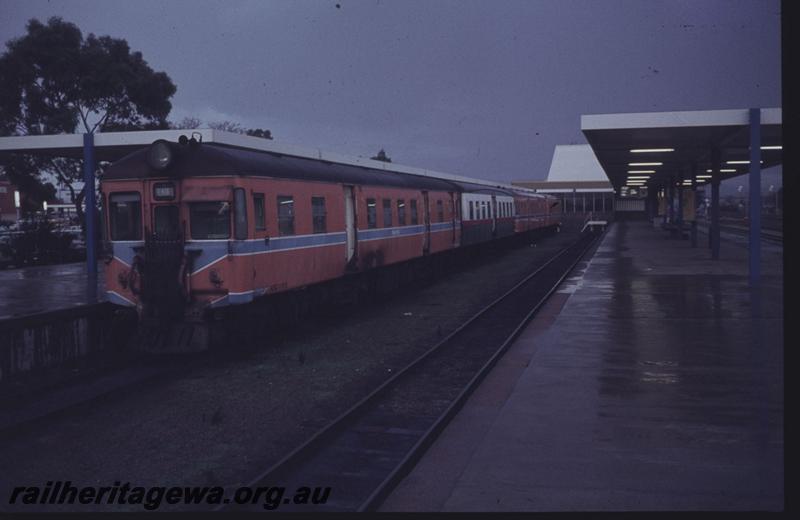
[100,138,560,348]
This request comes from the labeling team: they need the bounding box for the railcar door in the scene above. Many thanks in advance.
[422,191,431,254]
[144,180,184,320]
[344,186,357,265]
[491,195,498,235]
[451,192,458,245]
[149,180,181,239]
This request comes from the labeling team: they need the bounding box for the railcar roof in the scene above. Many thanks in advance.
[102,142,534,197]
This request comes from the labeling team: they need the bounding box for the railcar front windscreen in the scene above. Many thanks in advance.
[190,201,231,240]
[109,192,142,241]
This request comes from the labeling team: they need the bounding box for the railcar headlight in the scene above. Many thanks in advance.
[147,140,174,171]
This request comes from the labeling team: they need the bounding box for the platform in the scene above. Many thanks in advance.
[381,220,783,511]
[0,263,105,319]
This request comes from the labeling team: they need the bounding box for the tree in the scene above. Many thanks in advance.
[170,116,202,130]
[208,120,245,134]
[246,128,272,140]
[371,149,392,162]
[170,117,273,139]
[208,120,273,139]
[0,17,177,227]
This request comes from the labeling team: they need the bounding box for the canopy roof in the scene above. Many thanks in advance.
[0,129,532,194]
[580,108,782,190]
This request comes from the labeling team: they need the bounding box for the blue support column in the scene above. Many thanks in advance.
[665,177,674,237]
[690,163,698,248]
[677,173,684,234]
[749,108,761,285]
[83,133,97,284]
[710,147,721,260]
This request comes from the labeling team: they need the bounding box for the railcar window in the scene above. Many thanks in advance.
[410,199,418,225]
[253,193,266,231]
[383,199,392,227]
[109,192,142,240]
[190,201,230,239]
[367,198,377,228]
[469,201,474,220]
[312,197,327,234]
[436,200,444,222]
[277,195,295,236]
[234,188,248,240]
[397,200,406,226]
[154,205,179,240]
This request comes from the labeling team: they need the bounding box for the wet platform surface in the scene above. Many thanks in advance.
[0,263,105,319]
[382,220,783,511]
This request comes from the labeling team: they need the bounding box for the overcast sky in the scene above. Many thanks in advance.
[0,0,782,183]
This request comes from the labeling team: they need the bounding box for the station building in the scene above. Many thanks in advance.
[512,144,642,218]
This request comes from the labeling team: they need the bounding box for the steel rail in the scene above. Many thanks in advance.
[218,230,603,512]
[360,231,601,511]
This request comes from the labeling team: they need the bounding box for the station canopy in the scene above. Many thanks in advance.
[0,129,525,192]
[580,108,782,191]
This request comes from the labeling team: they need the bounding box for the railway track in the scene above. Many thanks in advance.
[220,230,602,512]
[0,229,568,435]
[697,222,783,244]
[720,224,782,244]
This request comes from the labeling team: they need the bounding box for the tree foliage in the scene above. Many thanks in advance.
[0,17,176,135]
[0,17,177,223]
[171,116,202,130]
[207,120,244,134]
[245,128,272,140]
[172,117,273,139]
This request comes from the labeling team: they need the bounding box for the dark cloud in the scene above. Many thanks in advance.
[0,0,781,181]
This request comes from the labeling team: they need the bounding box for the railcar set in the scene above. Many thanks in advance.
[100,137,561,348]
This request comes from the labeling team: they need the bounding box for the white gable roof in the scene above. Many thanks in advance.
[546,144,609,183]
